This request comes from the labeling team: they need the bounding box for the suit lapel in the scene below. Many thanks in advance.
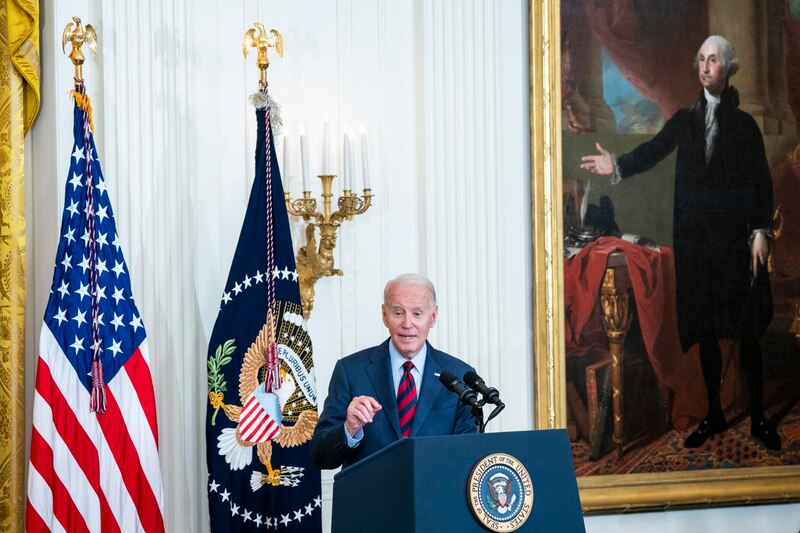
[366,340,401,439]
[411,343,445,437]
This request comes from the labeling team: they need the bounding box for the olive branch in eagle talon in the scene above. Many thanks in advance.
[208,339,235,426]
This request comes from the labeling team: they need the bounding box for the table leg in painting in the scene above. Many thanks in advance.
[600,264,632,457]
[657,382,673,432]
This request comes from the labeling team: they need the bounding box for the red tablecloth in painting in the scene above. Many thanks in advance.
[565,237,740,429]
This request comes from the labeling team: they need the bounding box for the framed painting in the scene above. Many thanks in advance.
[530,0,800,512]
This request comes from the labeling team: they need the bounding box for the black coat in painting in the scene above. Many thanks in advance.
[617,86,773,352]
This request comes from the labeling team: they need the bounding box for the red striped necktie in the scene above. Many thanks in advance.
[397,361,417,438]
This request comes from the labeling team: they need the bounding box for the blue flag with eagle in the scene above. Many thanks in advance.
[206,83,321,531]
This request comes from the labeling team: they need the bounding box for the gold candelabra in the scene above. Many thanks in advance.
[286,176,373,319]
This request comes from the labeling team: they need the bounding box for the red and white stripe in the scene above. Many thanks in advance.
[27,325,165,533]
[238,393,282,443]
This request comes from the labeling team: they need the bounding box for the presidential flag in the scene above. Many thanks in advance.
[26,84,164,532]
[206,82,321,531]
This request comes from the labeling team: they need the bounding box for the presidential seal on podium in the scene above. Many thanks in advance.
[467,453,534,531]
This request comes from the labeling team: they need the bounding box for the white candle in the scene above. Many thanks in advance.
[360,126,370,189]
[299,126,310,191]
[322,115,330,174]
[349,132,356,191]
[342,130,351,190]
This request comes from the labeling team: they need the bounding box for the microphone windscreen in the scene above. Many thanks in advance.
[463,370,480,389]
[438,370,458,388]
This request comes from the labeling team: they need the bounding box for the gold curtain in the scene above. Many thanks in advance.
[0,0,39,530]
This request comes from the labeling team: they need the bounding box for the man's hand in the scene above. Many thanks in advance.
[345,396,382,437]
[580,143,614,176]
[751,231,769,277]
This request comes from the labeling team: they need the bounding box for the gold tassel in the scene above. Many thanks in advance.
[71,89,94,133]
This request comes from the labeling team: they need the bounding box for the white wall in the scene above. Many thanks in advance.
[26,0,799,531]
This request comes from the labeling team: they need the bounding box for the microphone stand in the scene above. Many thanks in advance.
[472,399,505,433]
[472,402,485,434]
[472,398,506,433]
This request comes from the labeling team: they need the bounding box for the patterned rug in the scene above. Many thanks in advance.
[572,398,800,476]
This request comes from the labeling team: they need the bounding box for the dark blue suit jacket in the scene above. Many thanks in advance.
[310,339,476,469]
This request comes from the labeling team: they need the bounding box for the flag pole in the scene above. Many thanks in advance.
[243,21,285,481]
[62,16,105,411]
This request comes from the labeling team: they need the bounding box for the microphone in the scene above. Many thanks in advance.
[438,371,480,408]
[464,371,504,408]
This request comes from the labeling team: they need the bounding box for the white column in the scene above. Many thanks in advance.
[767,0,797,135]
[709,0,778,133]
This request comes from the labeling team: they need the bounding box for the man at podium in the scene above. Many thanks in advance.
[310,274,476,469]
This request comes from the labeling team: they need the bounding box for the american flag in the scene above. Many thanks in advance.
[26,85,164,532]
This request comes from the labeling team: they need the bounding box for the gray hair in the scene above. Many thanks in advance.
[694,35,740,78]
[383,273,437,305]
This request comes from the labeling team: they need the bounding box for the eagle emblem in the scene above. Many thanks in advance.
[62,17,97,65]
[486,472,516,514]
[209,307,317,490]
[242,23,283,72]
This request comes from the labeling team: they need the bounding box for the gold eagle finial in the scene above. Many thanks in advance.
[62,16,97,83]
[243,23,283,83]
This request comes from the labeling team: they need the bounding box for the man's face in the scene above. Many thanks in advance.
[697,41,727,95]
[382,283,438,360]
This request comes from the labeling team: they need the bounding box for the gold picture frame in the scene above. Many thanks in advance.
[529,0,800,512]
